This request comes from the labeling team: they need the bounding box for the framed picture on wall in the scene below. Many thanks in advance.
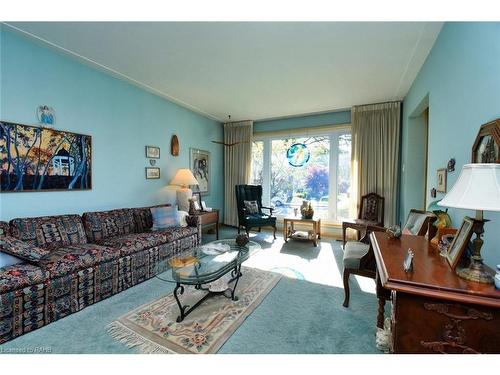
[0,121,92,192]
[437,168,447,193]
[145,167,160,179]
[190,148,210,195]
[145,146,160,159]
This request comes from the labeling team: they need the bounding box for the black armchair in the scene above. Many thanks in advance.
[235,184,277,239]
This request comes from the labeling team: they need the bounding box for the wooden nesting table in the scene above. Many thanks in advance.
[283,216,321,247]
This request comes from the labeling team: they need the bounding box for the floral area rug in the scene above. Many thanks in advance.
[107,267,280,354]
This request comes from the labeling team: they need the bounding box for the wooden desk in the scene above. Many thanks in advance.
[194,209,219,239]
[371,231,500,353]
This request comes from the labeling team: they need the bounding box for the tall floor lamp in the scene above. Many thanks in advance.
[439,163,500,283]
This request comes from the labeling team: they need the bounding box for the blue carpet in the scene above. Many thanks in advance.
[0,228,379,354]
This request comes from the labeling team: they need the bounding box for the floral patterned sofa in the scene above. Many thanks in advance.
[0,205,201,344]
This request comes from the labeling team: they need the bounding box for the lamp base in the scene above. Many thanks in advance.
[176,187,192,212]
[457,257,494,284]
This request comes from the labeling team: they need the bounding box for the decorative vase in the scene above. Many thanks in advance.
[235,234,249,247]
[301,202,314,219]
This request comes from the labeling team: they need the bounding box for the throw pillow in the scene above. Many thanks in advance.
[150,206,181,230]
[0,236,50,264]
[244,200,259,214]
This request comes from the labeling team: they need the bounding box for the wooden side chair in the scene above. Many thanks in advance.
[342,208,436,312]
[342,193,384,247]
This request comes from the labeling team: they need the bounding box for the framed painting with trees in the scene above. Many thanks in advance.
[0,121,92,192]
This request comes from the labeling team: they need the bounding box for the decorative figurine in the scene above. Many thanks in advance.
[235,234,249,247]
[430,187,437,198]
[386,225,402,239]
[403,249,414,273]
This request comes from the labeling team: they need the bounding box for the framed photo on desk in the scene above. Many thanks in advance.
[446,216,474,270]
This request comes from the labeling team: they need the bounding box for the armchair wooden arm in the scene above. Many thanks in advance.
[261,206,274,215]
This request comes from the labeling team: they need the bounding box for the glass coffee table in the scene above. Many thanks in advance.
[155,239,261,322]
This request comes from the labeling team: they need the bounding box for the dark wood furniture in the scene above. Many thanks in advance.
[371,231,500,354]
[342,193,384,247]
[342,224,386,307]
[283,216,321,247]
[235,184,277,239]
[194,209,219,239]
[342,209,435,309]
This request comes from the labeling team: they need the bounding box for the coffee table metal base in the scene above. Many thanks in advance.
[172,265,242,323]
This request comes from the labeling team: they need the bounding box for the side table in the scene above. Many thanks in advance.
[194,209,219,239]
[283,216,321,247]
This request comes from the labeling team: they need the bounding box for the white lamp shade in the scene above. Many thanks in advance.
[170,169,199,187]
[439,163,500,211]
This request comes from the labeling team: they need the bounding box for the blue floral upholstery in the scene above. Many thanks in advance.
[82,209,136,242]
[40,243,120,277]
[10,215,87,250]
[0,204,201,344]
[97,231,170,255]
[0,221,10,237]
[0,264,48,294]
[0,236,50,264]
[0,264,47,343]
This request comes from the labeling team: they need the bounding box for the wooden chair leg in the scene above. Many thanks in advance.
[246,227,250,237]
[377,298,385,329]
[273,225,277,239]
[258,227,261,232]
[343,269,350,307]
[237,226,241,234]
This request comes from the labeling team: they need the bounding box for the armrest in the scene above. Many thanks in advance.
[0,236,49,264]
[359,225,387,243]
[261,206,274,215]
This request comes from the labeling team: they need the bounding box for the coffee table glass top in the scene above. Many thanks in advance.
[156,239,261,285]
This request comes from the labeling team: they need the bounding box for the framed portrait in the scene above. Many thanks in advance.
[1,121,92,192]
[145,145,160,159]
[145,167,160,179]
[437,168,447,193]
[190,148,210,195]
[446,216,474,270]
[191,192,202,211]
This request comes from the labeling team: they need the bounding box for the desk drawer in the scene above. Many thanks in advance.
[200,212,218,225]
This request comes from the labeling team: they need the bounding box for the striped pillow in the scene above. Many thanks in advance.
[150,206,181,230]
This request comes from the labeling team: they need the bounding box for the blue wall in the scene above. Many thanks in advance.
[0,28,224,220]
[254,110,351,133]
[401,22,500,266]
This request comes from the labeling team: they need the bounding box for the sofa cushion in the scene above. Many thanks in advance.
[10,215,87,250]
[39,244,120,277]
[97,232,169,256]
[151,206,181,230]
[132,204,172,233]
[160,226,199,242]
[82,209,136,242]
[0,236,50,264]
[0,263,48,294]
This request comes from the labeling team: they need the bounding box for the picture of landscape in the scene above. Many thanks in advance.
[0,121,92,192]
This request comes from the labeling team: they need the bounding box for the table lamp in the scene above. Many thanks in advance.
[170,168,199,212]
[439,163,500,283]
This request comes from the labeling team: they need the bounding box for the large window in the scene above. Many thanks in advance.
[250,129,351,223]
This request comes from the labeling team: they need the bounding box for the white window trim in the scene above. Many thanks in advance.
[252,123,351,225]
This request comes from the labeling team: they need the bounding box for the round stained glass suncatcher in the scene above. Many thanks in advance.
[286,143,310,167]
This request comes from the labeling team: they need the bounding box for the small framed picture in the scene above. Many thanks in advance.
[201,201,207,211]
[192,192,202,211]
[446,216,474,270]
[145,167,160,179]
[437,168,447,193]
[145,145,160,159]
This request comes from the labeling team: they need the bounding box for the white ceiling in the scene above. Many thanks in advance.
[5,22,442,122]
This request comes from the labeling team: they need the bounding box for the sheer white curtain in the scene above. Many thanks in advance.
[351,102,401,226]
[223,120,253,226]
